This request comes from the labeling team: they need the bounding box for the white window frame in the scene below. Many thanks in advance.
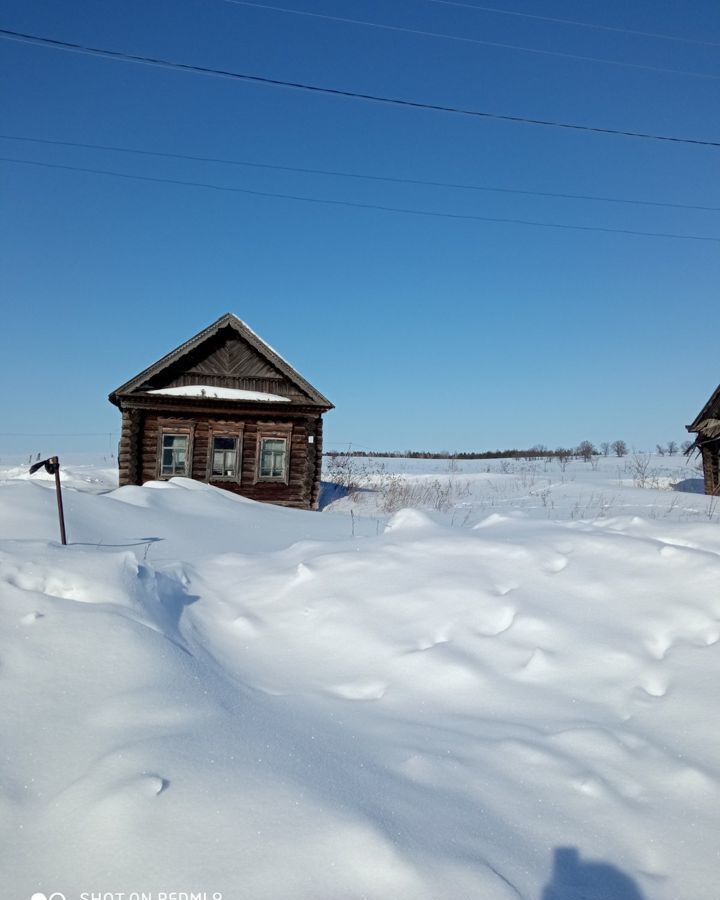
[255,425,292,484]
[207,425,244,482]
[157,425,194,479]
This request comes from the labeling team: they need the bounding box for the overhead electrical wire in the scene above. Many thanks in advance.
[223,0,720,81]
[2,133,717,214]
[2,155,718,243]
[424,0,720,48]
[12,435,117,439]
[1,27,719,149]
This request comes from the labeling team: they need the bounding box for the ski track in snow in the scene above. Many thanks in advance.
[0,455,718,898]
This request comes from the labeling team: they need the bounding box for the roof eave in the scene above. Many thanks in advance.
[112,391,332,412]
[688,383,720,432]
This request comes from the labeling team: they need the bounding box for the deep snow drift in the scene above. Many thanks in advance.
[0,455,718,899]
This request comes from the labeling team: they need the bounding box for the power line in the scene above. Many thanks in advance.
[223,0,720,81]
[2,154,719,243]
[424,0,720,48]
[2,132,718,213]
[4,433,119,437]
[1,27,719,149]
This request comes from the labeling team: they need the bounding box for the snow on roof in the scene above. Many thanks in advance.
[146,385,291,402]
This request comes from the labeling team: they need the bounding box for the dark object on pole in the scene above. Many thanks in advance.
[28,456,67,545]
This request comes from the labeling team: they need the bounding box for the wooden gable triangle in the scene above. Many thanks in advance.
[109,313,333,408]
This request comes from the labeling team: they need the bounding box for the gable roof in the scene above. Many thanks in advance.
[109,313,333,408]
[688,382,720,433]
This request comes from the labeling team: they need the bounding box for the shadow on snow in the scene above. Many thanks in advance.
[541,846,645,899]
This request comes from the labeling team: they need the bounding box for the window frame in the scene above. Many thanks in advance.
[156,423,195,480]
[255,424,292,484]
[206,424,244,483]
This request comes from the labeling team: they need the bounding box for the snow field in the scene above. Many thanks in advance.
[322,451,712,526]
[0,462,718,898]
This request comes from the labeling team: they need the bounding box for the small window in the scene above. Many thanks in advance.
[211,435,239,478]
[161,434,189,476]
[259,437,287,480]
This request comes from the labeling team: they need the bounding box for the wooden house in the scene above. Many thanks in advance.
[109,313,333,508]
[687,384,720,494]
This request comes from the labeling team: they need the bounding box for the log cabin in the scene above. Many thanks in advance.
[687,384,720,495]
[109,313,333,508]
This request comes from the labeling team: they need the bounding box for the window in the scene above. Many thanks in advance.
[156,422,195,481]
[254,424,292,484]
[161,433,190,476]
[206,425,243,482]
[259,438,287,480]
[211,435,239,478]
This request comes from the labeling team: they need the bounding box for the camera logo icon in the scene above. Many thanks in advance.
[31,893,66,900]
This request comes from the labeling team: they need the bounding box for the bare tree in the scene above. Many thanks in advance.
[681,440,694,454]
[555,448,571,472]
[666,441,678,456]
[611,440,628,457]
[577,440,596,462]
[325,451,361,494]
[600,441,611,456]
[628,452,654,488]
[656,444,666,456]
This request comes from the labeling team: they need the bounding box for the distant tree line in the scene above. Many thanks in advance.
[325,446,588,461]
[325,440,691,461]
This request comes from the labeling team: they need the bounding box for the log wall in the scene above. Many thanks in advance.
[701,444,719,495]
[117,403,324,509]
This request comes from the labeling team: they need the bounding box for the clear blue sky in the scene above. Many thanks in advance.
[2,0,719,456]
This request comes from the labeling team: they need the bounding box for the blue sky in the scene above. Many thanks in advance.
[2,0,719,456]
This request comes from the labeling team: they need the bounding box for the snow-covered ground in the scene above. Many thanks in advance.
[321,451,711,525]
[1,453,718,899]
